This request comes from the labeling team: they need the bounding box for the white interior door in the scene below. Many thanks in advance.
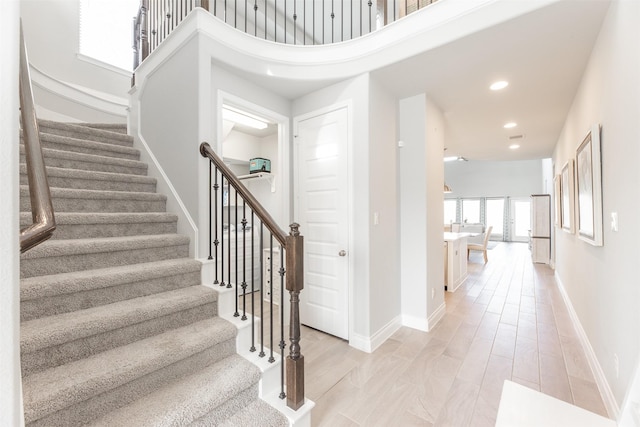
[294,107,349,340]
[510,198,531,242]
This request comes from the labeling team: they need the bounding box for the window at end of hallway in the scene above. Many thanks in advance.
[79,0,138,72]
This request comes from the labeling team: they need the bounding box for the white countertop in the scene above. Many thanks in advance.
[444,232,474,241]
[496,380,616,427]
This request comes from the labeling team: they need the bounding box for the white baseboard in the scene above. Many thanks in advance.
[349,316,402,353]
[555,272,619,419]
[401,301,446,332]
[428,302,446,330]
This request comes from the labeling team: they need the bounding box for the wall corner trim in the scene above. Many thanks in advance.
[349,316,402,354]
[555,272,620,420]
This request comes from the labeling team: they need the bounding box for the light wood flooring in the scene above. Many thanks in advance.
[300,242,609,426]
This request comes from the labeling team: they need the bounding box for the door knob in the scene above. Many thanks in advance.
[339,250,347,257]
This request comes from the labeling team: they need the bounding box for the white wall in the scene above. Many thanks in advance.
[553,0,639,417]
[398,94,445,331]
[444,159,544,198]
[20,0,131,98]
[368,76,401,339]
[1,2,24,425]
[292,74,374,348]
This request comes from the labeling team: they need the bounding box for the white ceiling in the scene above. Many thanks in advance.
[371,0,611,161]
[220,0,612,161]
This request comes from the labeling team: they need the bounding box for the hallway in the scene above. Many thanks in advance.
[303,243,608,426]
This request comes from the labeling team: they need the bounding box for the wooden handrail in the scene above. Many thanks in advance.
[200,142,287,246]
[19,22,56,253]
[200,141,305,410]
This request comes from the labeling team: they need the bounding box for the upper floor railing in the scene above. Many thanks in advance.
[133,0,438,69]
[19,22,56,253]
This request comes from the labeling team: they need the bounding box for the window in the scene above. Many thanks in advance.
[444,199,457,224]
[485,198,505,237]
[79,0,139,71]
[462,199,480,223]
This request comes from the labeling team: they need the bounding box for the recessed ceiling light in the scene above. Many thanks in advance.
[509,144,520,150]
[504,122,517,129]
[490,80,509,91]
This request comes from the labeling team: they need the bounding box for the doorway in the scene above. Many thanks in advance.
[509,198,531,242]
[293,106,350,340]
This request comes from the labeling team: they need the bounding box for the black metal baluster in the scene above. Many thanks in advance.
[302,0,305,44]
[312,0,316,45]
[234,189,239,316]
[234,0,237,28]
[341,0,344,42]
[244,0,247,32]
[350,0,353,40]
[274,0,277,43]
[331,0,334,43]
[208,161,212,261]
[278,244,286,399]
[220,175,226,287]
[268,234,275,363]
[368,0,372,34]
[360,0,363,37]
[227,183,232,289]
[241,200,247,321]
[293,0,297,44]
[264,0,267,39]
[284,0,287,44]
[213,0,217,15]
[259,222,265,357]
[250,210,256,352]
[213,168,219,285]
[254,0,258,36]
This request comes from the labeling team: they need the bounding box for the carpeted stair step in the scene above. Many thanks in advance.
[20,234,189,278]
[20,186,166,213]
[77,122,128,134]
[89,354,263,427]
[218,398,289,427]
[22,318,238,426]
[21,133,139,161]
[21,258,202,321]
[20,164,157,192]
[38,120,133,147]
[21,286,218,376]
[20,212,178,240]
[20,145,148,176]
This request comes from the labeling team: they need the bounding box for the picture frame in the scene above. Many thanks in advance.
[575,124,603,246]
[560,159,574,233]
[554,174,561,227]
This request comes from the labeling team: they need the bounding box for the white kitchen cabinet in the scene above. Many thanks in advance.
[444,232,469,292]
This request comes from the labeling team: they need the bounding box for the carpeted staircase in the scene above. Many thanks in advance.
[19,120,289,426]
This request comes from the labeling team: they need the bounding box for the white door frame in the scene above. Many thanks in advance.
[216,90,291,230]
[293,101,353,342]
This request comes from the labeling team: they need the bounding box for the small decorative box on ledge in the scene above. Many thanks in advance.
[250,158,271,174]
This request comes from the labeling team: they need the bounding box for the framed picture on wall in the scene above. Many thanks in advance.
[554,174,562,227]
[560,159,574,233]
[575,124,603,246]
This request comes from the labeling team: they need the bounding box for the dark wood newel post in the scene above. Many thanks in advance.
[140,0,149,61]
[286,223,304,410]
[200,0,210,11]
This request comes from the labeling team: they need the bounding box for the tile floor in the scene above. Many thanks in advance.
[301,242,609,426]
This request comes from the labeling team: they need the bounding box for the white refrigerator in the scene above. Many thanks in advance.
[530,194,551,264]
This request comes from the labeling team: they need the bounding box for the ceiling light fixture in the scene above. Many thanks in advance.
[222,106,269,130]
[504,122,517,129]
[490,80,509,91]
[444,156,458,162]
[509,144,520,150]
[444,183,453,193]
